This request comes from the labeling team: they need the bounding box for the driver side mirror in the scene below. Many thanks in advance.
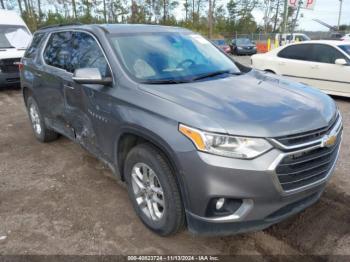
[72,68,112,85]
[335,58,348,66]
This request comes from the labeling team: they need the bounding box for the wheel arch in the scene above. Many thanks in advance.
[264,69,276,74]
[22,86,34,105]
[114,125,189,210]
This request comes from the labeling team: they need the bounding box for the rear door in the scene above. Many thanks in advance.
[307,44,350,96]
[40,31,75,138]
[63,31,114,158]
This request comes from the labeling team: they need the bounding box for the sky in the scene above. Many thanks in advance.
[299,0,350,31]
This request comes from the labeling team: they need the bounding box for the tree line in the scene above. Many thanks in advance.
[1,0,302,37]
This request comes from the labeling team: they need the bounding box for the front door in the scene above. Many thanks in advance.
[306,44,350,96]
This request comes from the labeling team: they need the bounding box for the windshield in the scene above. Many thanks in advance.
[236,38,252,45]
[0,25,31,49]
[109,32,240,83]
[339,45,350,56]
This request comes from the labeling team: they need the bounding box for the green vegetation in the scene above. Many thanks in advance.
[1,0,347,37]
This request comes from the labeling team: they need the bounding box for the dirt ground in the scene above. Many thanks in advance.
[0,87,349,256]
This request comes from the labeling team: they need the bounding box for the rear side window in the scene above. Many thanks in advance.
[24,33,45,59]
[71,32,111,77]
[278,44,313,61]
[43,31,74,72]
[310,44,346,64]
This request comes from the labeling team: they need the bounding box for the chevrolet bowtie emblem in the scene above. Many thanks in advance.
[321,135,337,148]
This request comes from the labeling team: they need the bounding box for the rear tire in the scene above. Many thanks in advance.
[26,96,59,143]
[124,143,185,236]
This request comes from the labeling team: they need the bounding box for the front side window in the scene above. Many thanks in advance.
[0,25,31,49]
[278,44,313,61]
[71,32,110,77]
[310,44,346,64]
[109,32,240,83]
[43,31,73,72]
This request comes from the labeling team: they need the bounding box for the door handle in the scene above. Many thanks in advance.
[64,84,75,90]
[34,72,42,77]
[278,62,286,66]
[311,65,319,69]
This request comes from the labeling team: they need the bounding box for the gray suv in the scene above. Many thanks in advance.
[20,24,342,236]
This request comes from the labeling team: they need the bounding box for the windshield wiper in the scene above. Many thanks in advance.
[140,78,192,84]
[139,71,242,84]
[191,70,242,81]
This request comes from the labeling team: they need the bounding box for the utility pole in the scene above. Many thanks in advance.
[338,0,343,31]
[208,0,213,39]
[283,0,288,34]
[290,0,303,39]
[192,0,195,26]
[273,0,281,32]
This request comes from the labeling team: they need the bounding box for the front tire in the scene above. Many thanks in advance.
[124,143,185,236]
[26,96,59,142]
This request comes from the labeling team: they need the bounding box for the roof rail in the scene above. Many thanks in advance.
[38,22,84,30]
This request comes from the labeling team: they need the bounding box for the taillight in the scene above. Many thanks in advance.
[18,62,24,71]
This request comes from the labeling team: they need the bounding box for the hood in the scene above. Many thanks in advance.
[0,49,25,60]
[139,70,337,138]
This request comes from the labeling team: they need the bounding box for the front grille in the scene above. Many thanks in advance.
[0,58,20,73]
[276,132,341,191]
[275,113,339,147]
[6,77,20,83]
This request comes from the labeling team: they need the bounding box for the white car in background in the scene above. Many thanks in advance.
[341,33,350,41]
[251,40,350,97]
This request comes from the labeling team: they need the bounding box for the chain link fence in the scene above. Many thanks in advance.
[219,31,348,53]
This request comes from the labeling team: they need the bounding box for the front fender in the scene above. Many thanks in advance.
[114,121,193,210]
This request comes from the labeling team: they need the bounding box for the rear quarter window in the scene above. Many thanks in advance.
[24,33,45,59]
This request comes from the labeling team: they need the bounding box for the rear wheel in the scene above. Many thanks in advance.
[124,143,185,236]
[26,96,59,142]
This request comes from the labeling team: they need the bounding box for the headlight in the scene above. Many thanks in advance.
[179,124,272,159]
[237,46,243,50]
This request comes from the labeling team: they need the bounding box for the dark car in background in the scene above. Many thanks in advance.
[211,39,230,53]
[230,38,257,55]
[20,24,342,237]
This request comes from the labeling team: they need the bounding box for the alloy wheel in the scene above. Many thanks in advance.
[131,163,165,221]
[29,103,42,135]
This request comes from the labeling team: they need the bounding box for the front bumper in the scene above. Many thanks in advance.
[0,71,20,87]
[178,118,342,235]
[235,48,257,55]
[186,187,324,235]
